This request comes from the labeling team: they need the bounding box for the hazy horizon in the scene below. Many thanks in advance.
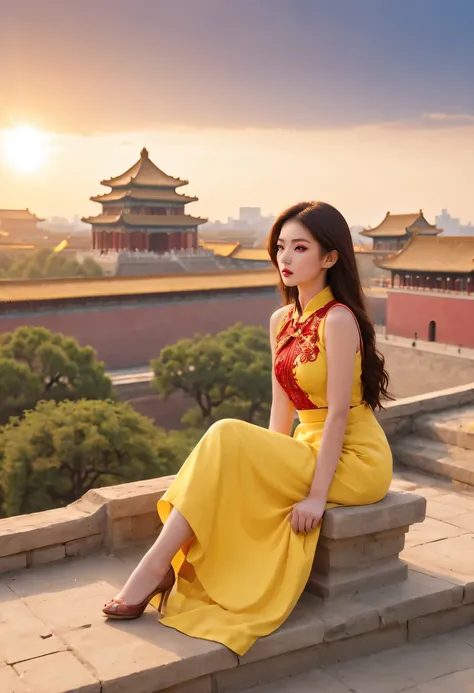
[1,0,473,227]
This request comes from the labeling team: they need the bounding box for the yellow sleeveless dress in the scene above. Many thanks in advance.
[156,286,392,655]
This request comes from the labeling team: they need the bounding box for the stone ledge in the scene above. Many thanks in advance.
[320,491,426,539]
[1,565,469,693]
[377,382,474,436]
[0,477,175,572]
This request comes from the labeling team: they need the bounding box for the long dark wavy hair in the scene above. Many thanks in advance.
[267,201,391,410]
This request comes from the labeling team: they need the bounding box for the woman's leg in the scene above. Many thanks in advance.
[116,507,193,604]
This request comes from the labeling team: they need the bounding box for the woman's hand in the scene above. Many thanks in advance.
[289,497,326,534]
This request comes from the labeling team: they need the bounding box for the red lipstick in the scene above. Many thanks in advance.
[281,269,293,277]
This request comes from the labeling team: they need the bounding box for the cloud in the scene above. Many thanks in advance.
[1,1,474,134]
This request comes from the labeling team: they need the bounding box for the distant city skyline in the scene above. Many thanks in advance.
[1,1,473,226]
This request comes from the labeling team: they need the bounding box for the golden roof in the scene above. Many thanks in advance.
[82,213,207,228]
[231,247,270,261]
[361,211,441,238]
[101,148,187,189]
[376,235,474,273]
[0,268,279,303]
[0,208,44,222]
[90,188,198,204]
[197,242,271,261]
[198,241,240,257]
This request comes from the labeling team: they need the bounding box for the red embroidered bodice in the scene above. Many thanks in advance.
[274,299,337,410]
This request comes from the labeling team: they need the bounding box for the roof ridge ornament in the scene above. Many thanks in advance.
[140,147,149,159]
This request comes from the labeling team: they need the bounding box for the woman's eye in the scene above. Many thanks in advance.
[295,246,306,252]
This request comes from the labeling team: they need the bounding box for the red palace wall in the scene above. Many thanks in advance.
[1,292,387,369]
[386,290,474,347]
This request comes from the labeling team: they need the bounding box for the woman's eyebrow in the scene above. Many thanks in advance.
[278,238,310,244]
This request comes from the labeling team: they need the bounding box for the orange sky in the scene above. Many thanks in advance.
[1,1,474,227]
[1,122,473,228]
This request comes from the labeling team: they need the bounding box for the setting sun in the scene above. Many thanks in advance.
[1,125,52,173]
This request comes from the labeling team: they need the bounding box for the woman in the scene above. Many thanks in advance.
[102,201,393,656]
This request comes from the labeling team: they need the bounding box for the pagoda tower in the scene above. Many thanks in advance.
[83,148,207,253]
[360,210,442,253]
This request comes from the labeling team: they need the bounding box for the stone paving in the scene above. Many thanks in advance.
[1,465,474,692]
[244,624,474,692]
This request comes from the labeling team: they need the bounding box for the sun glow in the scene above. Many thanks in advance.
[2,125,52,173]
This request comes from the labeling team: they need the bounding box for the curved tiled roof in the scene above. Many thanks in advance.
[91,188,198,204]
[0,268,279,303]
[0,208,45,221]
[101,148,188,189]
[361,211,441,238]
[376,235,474,273]
[82,213,207,228]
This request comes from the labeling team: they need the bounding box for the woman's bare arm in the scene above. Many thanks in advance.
[308,306,359,500]
[268,307,295,435]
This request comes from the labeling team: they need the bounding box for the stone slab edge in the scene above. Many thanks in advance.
[321,491,426,539]
[0,477,174,562]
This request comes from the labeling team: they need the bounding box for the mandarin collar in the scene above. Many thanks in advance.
[296,286,334,321]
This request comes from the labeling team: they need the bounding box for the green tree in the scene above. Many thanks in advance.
[0,327,113,425]
[5,248,103,279]
[151,323,272,427]
[0,399,182,517]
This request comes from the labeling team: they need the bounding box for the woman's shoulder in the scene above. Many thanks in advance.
[323,304,360,349]
[270,304,294,337]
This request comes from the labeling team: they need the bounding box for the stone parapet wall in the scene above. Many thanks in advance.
[377,381,474,436]
[0,383,473,577]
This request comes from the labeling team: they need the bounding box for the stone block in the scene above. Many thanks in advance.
[239,592,324,665]
[391,436,474,486]
[106,511,161,550]
[26,544,66,567]
[314,529,406,573]
[404,516,468,549]
[0,665,29,692]
[463,582,474,604]
[86,476,173,520]
[358,569,463,627]
[402,534,474,585]
[321,492,426,540]
[13,650,100,693]
[408,603,474,641]
[310,595,379,642]
[308,558,408,599]
[413,669,474,692]
[66,534,103,557]
[0,631,67,665]
[214,645,320,693]
[0,553,26,574]
[244,669,349,693]
[318,623,407,666]
[166,676,212,693]
[414,405,474,451]
[60,618,237,693]
[0,505,105,558]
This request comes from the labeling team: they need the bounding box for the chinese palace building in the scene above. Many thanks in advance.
[361,210,443,252]
[0,208,45,244]
[376,235,474,347]
[82,148,207,253]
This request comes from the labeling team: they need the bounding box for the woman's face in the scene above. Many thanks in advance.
[276,220,328,288]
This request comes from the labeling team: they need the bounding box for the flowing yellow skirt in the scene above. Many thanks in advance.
[156,404,392,655]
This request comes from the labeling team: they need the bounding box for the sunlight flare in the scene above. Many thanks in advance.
[2,125,52,173]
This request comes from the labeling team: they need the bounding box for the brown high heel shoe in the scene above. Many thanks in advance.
[102,566,175,620]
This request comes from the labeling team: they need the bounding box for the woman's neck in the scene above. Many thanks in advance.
[298,279,328,313]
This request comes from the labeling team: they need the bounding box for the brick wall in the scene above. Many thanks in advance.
[0,291,387,369]
[387,290,474,348]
